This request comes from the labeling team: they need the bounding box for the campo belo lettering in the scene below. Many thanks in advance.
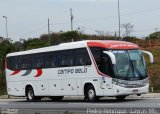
[58,69,74,74]
[75,68,87,73]
[58,68,87,75]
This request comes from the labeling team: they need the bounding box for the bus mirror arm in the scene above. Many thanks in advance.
[141,50,154,63]
[103,51,116,64]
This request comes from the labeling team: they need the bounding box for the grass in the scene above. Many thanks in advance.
[143,46,160,92]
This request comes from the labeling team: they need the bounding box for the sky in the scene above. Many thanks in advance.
[1,0,160,41]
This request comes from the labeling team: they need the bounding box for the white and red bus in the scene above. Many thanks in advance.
[5,40,153,101]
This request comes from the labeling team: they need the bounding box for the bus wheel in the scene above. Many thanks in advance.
[26,87,36,102]
[50,96,64,101]
[116,96,126,101]
[86,85,97,102]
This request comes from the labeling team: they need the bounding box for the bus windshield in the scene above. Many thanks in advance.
[111,50,147,80]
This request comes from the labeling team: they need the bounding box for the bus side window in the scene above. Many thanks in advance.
[7,57,13,70]
[45,52,58,68]
[14,56,19,70]
[101,53,112,76]
[90,47,101,66]
[59,50,73,67]
[7,56,19,70]
[32,54,44,69]
[90,47,112,76]
[74,48,91,66]
[19,55,31,70]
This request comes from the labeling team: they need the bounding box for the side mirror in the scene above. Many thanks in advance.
[103,51,116,64]
[141,50,154,63]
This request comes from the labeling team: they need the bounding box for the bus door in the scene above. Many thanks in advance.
[99,52,113,95]
[90,47,114,95]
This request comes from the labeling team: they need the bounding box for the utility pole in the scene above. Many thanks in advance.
[2,16,9,98]
[48,18,51,45]
[3,16,8,39]
[118,0,121,39]
[115,31,117,40]
[70,8,74,31]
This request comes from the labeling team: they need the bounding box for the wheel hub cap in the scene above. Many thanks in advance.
[28,90,33,100]
[88,90,95,100]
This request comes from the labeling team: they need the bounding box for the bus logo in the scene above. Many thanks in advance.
[10,68,42,78]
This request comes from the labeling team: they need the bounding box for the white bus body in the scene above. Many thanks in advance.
[5,40,153,101]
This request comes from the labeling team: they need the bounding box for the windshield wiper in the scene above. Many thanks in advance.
[125,64,132,80]
[130,60,143,79]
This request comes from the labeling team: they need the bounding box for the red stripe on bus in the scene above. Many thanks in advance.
[87,41,139,49]
[10,70,20,76]
[34,68,42,77]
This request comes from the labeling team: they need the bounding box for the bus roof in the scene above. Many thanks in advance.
[7,40,139,57]
[87,40,139,49]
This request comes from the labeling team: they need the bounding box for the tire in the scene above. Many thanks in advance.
[86,85,97,102]
[116,96,126,101]
[26,87,36,102]
[50,96,64,101]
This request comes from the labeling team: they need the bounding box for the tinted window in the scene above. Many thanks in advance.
[19,55,31,70]
[74,48,91,66]
[7,56,19,70]
[7,57,11,70]
[45,52,58,68]
[32,54,44,68]
[90,47,112,76]
[7,57,13,70]
[6,48,92,70]
[59,50,73,67]
[90,47,101,66]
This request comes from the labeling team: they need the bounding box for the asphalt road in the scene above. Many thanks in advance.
[0,97,160,114]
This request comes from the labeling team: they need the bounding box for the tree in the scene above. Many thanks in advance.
[40,32,62,45]
[147,31,160,40]
[13,41,23,51]
[0,39,17,89]
[121,22,134,37]
[25,38,49,50]
[60,31,81,43]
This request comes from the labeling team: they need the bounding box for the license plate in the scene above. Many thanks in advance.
[132,89,138,93]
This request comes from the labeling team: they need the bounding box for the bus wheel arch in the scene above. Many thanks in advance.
[84,83,98,101]
[25,85,36,102]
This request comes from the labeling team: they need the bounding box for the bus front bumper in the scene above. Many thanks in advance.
[112,84,149,96]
